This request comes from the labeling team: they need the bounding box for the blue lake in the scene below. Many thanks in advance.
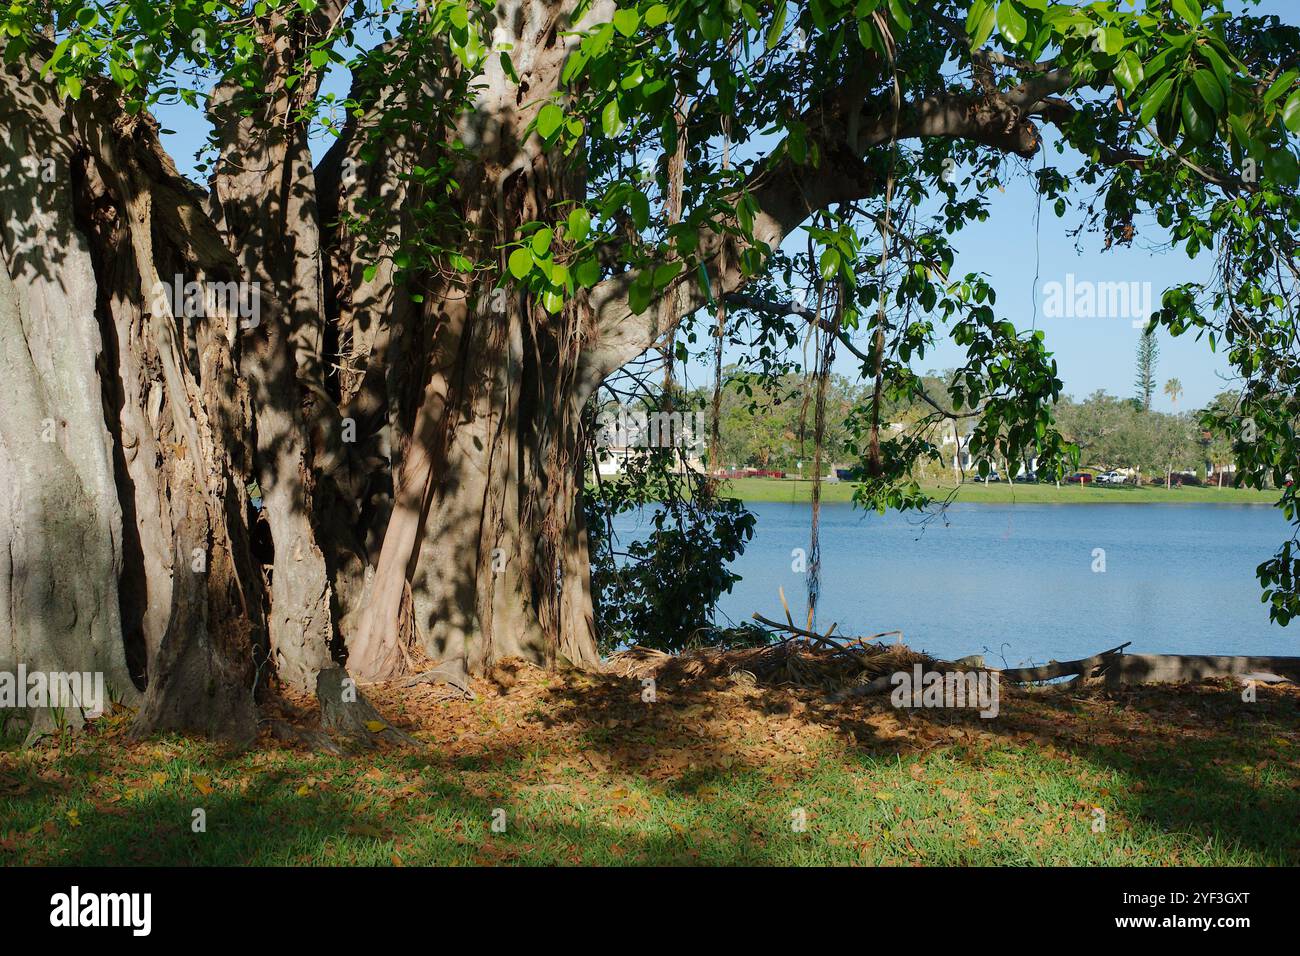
[610,501,1295,668]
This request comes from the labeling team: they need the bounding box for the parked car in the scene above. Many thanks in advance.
[1064,472,1093,484]
[1012,471,1038,483]
[1096,471,1125,485]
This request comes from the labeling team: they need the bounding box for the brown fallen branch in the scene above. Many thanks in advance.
[752,612,841,649]
[751,612,901,650]
[995,642,1131,684]
[826,674,895,702]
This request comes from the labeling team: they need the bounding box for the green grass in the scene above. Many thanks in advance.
[3,672,1298,865]
[722,477,1281,505]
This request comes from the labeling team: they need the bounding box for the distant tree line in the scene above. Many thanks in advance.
[696,368,1260,488]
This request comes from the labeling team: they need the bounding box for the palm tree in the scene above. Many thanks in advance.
[1164,378,1184,407]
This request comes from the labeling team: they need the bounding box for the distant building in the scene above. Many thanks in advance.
[593,445,705,477]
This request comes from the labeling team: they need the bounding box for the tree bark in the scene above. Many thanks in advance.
[1,50,266,741]
[0,113,138,740]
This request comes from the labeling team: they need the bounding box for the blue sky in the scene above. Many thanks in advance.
[154,0,1292,412]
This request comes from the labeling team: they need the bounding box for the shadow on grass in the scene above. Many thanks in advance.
[537,667,1300,864]
[3,667,1297,865]
[0,737,794,865]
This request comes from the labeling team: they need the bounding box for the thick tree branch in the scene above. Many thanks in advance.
[584,70,1077,383]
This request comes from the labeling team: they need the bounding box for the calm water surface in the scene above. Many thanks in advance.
[610,501,1294,667]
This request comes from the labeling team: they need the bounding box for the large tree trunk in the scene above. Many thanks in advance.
[345,0,608,681]
[1,52,266,742]
[204,14,339,694]
[0,101,137,742]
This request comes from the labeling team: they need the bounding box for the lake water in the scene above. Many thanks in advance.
[610,501,1295,668]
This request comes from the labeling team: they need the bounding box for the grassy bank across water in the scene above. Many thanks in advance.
[722,477,1280,505]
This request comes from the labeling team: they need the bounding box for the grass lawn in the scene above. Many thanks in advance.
[723,476,1281,505]
[4,661,1298,865]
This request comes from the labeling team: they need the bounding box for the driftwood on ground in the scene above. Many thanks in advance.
[995,643,1132,683]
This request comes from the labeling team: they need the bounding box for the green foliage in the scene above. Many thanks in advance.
[1135,331,1159,411]
[584,450,758,654]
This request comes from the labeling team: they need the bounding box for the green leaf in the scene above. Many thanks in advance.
[766,2,787,51]
[537,103,564,139]
[1180,87,1212,144]
[629,189,650,231]
[1096,27,1124,56]
[601,99,623,138]
[508,247,534,280]
[786,127,807,165]
[1264,70,1296,106]
[644,4,668,28]
[1171,0,1202,27]
[541,289,565,313]
[132,39,153,69]
[652,261,684,289]
[1113,50,1143,94]
[628,272,654,314]
[1264,147,1299,187]
[1199,45,1233,96]
[613,8,639,37]
[531,227,554,255]
[1138,76,1174,127]
[996,1,1027,46]
[1190,69,1224,115]
[310,48,329,69]
[819,248,841,280]
[887,0,911,33]
[858,18,881,54]
[965,0,996,49]
[566,207,591,244]
[1284,90,1300,134]
[574,257,601,288]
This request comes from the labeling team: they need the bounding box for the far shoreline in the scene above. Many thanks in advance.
[718,476,1280,506]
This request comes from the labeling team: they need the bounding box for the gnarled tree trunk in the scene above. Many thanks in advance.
[1,51,266,742]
